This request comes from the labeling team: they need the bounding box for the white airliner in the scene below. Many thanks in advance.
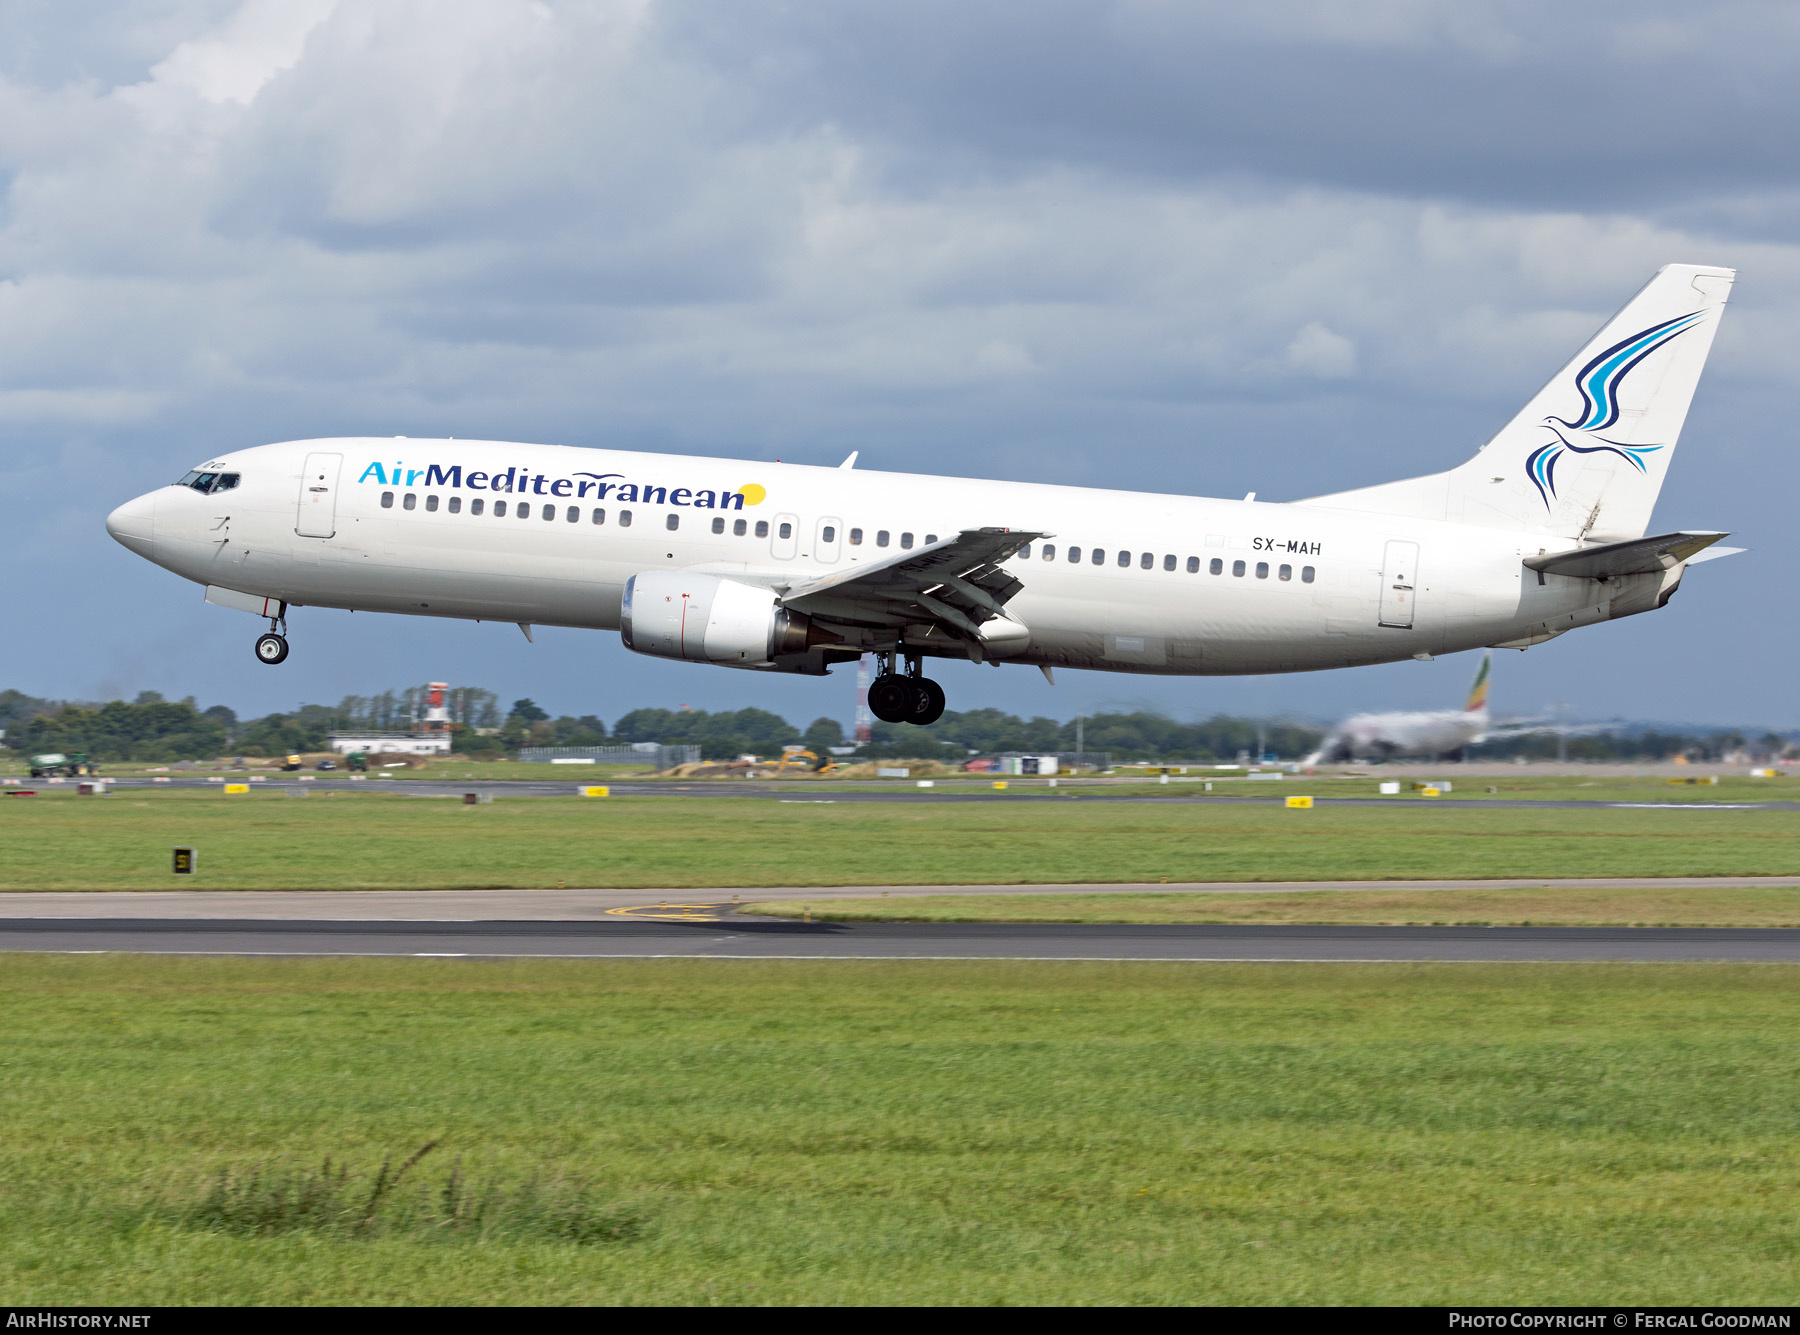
[106,264,1738,727]
[1306,652,1497,764]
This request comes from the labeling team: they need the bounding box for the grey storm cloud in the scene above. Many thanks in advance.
[0,0,1792,726]
[669,1,1800,212]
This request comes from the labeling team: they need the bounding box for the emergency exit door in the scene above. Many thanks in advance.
[1378,539,1419,629]
[296,452,342,538]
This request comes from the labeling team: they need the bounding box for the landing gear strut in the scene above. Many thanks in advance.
[867,650,945,726]
[254,611,289,665]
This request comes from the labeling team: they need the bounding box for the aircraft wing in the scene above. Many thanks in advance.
[1523,531,1729,580]
[780,526,1044,649]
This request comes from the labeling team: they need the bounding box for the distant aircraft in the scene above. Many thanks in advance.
[1307,652,1497,764]
[107,264,1743,728]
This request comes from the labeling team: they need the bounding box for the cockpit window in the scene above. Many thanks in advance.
[172,470,239,495]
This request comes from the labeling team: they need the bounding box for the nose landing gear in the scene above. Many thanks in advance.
[254,609,290,665]
[867,651,946,726]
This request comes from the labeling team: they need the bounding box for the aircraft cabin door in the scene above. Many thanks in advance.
[1378,539,1419,629]
[296,452,343,538]
[770,513,800,561]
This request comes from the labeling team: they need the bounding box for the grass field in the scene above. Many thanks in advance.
[0,789,1798,891]
[746,885,1800,926]
[3,955,1799,1304]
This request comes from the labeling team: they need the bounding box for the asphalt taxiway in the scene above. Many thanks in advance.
[4,915,1800,962]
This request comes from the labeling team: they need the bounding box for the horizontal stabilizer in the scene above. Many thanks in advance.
[1684,545,1745,565]
[1523,530,1728,580]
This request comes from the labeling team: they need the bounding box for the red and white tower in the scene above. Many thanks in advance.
[854,654,873,745]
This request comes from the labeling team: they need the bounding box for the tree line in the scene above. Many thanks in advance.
[0,684,1790,765]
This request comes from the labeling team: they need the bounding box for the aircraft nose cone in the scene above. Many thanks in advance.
[106,491,157,558]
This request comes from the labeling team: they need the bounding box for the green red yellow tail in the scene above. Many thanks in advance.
[1464,651,1492,713]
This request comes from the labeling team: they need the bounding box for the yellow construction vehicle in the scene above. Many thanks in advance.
[772,746,837,774]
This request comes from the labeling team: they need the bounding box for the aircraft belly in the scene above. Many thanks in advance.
[1018,585,1380,676]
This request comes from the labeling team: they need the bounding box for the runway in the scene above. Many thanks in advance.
[15,774,1796,811]
[7,877,1800,920]
[6,916,1800,961]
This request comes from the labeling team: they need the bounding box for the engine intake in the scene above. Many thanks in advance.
[621,572,834,664]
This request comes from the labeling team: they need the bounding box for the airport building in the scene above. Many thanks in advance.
[327,680,456,756]
[325,730,453,756]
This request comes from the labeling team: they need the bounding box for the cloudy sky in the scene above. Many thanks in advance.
[2,0,1794,730]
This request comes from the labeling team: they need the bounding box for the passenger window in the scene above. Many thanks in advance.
[404,493,417,510]
[471,498,484,516]
[494,500,507,517]
[620,510,633,527]
[1067,546,1081,563]
[667,514,680,531]
[925,534,937,545]
[1255,562,1269,579]
[778,521,792,539]
[1042,544,1055,561]
[1279,564,1292,581]
[592,508,605,525]
[876,530,890,547]
[1163,554,1175,571]
[425,495,439,512]
[1302,565,1316,583]
[712,517,725,534]
[822,526,835,542]
[448,496,461,514]
[540,504,553,520]
[1232,560,1245,577]
[1092,548,1105,566]
[1017,544,1031,560]
[520,503,532,519]
[1140,553,1153,570]
[900,533,913,549]
[1117,550,1130,568]
[734,519,747,536]
[567,506,579,523]
[381,491,394,509]
[754,520,768,538]
[849,527,863,545]
[1186,556,1199,573]
[1209,558,1222,575]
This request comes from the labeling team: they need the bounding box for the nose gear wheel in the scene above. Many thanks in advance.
[254,633,289,665]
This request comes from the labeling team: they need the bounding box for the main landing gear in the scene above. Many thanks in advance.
[867,652,945,726]
[254,612,290,665]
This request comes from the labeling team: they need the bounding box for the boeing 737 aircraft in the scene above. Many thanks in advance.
[106,264,1738,726]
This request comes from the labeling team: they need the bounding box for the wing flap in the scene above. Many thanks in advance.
[781,526,1044,649]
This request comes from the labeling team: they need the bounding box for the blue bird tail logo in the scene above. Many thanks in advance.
[1524,310,1703,509]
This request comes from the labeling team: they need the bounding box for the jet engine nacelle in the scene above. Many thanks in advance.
[620,572,833,665]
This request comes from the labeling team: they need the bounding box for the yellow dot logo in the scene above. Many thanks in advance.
[738,483,766,506]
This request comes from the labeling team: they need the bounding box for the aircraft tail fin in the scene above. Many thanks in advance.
[1463,651,1492,714]
[1299,264,1734,542]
